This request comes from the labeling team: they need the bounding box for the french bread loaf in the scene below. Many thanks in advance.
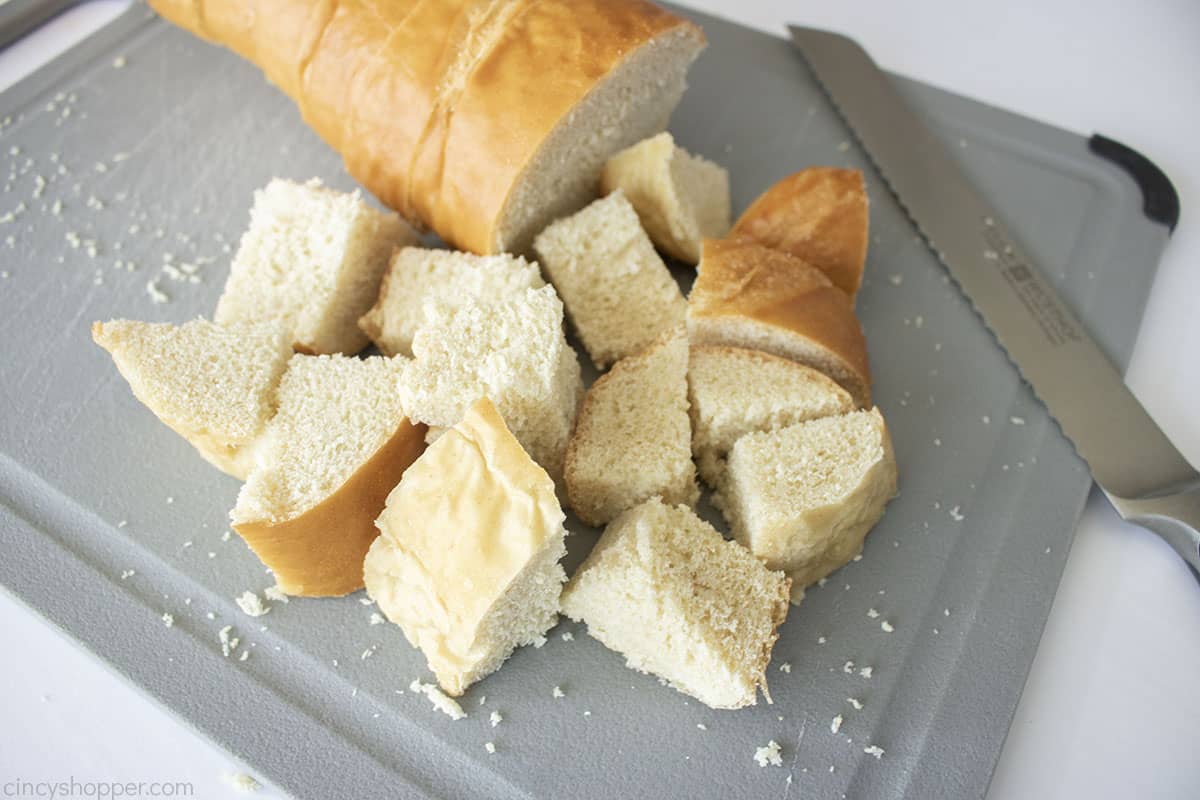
[687,238,872,407]
[731,168,869,298]
[146,0,706,256]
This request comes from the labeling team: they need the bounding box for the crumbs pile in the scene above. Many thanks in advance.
[92,134,898,761]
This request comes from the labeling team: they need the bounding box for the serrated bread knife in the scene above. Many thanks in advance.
[789,26,1200,581]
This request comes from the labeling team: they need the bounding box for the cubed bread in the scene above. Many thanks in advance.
[91,319,291,480]
[215,178,418,355]
[231,354,427,597]
[364,398,568,697]
[688,345,855,487]
[687,238,871,407]
[716,408,897,603]
[731,168,869,298]
[565,329,698,527]
[399,285,582,479]
[533,191,686,369]
[600,132,731,264]
[357,248,545,357]
[561,497,791,710]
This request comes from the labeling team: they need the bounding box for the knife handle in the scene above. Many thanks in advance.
[1111,486,1200,582]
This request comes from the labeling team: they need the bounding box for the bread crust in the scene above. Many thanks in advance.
[687,239,871,406]
[147,0,703,254]
[234,419,427,597]
[731,168,869,297]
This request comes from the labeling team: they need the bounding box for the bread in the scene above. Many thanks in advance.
[687,238,871,407]
[565,329,697,527]
[533,191,686,369]
[358,247,545,357]
[215,178,418,355]
[364,398,568,696]
[688,345,855,487]
[231,354,426,597]
[716,408,897,603]
[146,0,706,256]
[731,168,869,297]
[600,132,730,264]
[91,319,291,480]
[399,285,582,479]
[561,497,790,710]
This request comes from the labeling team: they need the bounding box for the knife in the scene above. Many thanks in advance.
[788,26,1200,580]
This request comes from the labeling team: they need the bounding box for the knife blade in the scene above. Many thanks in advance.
[789,25,1200,578]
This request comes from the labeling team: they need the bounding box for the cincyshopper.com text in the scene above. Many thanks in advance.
[3,778,194,799]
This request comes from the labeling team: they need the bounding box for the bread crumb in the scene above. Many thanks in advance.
[864,745,885,759]
[361,646,377,660]
[944,608,951,616]
[697,723,707,731]
[830,714,843,734]
[1010,416,1026,426]
[119,569,135,580]
[533,635,548,648]
[238,650,249,662]
[817,636,827,644]
[219,626,239,657]
[358,597,374,606]
[490,711,502,727]
[235,591,270,617]
[410,679,465,720]
[847,697,863,710]
[859,666,873,679]
[552,685,565,699]
[753,740,783,767]
[479,695,487,706]
[369,612,385,625]
[263,584,288,603]
[866,608,879,619]
[484,742,496,754]
[881,620,895,633]
[836,141,850,152]
[779,662,792,674]
[112,56,127,69]
[146,279,169,304]
[889,274,903,286]
[949,506,965,522]
[583,710,591,717]
[843,660,855,674]
[561,631,574,642]
[161,613,173,628]
[227,772,259,793]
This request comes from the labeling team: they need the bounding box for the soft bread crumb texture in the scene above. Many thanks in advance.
[233,353,410,525]
[534,191,686,369]
[365,399,568,696]
[732,167,869,297]
[717,408,897,601]
[561,497,790,710]
[600,132,730,264]
[565,328,698,527]
[687,238,871,407]
[91,318,291,479]
[688,345,854,487]
[215,178,417,355]
[400,285,582,479]
[358,248,545,357]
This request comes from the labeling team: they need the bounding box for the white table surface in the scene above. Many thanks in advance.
[2,1,1197,798]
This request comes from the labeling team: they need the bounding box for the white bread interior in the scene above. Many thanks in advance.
[716,408,898,603]
[561,497,791,710]
[565,329,698,527]
[231,353,426,597]
[358,248,545,357]
[91,318,291,480]
[533,191,686,369]
[688,345,855,487]
[215,178,417,355]
[364,398,568,697]
[600,132,730,264]
[399,285,582,479]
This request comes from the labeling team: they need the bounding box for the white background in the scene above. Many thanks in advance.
[2,1,1198,798]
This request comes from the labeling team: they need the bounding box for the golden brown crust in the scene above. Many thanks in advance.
[147,0,702,254]
[731,168,869,298]
[234,419,428,597]
[688,239,871,406]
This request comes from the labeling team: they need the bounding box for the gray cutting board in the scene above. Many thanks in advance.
[0,3,1174,799]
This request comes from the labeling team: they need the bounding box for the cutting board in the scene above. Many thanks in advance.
[0,3,1175,799]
